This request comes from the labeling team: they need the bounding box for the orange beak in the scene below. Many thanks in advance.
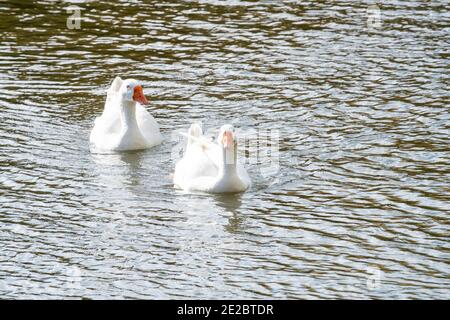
[132,85,149,105]
[222,131,234,149]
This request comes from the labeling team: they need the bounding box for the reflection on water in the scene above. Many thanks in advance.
[91,151,146,189]
[214,193,244,233]
[0,0,449,299]
[214,193,243,213]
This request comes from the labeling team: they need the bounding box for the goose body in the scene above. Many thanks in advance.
[90,77,162,152]
[174,124,251,193]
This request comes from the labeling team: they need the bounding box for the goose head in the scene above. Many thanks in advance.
[217,124,238,165]
[118,79,149,105]
[218,124,235,149]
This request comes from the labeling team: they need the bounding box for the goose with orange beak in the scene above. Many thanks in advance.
[90,77,162,152]
[173,124,251,193]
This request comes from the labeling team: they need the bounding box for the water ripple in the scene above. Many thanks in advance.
[0,0,449,299]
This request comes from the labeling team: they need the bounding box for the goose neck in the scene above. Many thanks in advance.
[218,144,238,178]
[119,100,138,131]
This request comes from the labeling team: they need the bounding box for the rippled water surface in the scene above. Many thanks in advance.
[0,0,449,299]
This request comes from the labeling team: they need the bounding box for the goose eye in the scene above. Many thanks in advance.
[127,85,130,89]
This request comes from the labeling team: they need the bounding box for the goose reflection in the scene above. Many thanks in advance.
[90,150,146,193]
[213,193,244,234]
[213,193,243,213]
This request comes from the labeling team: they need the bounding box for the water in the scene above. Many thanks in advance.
[0,0,449,299]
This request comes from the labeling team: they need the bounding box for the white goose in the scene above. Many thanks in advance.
[90,77,163,152]
[174,124,251,193]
